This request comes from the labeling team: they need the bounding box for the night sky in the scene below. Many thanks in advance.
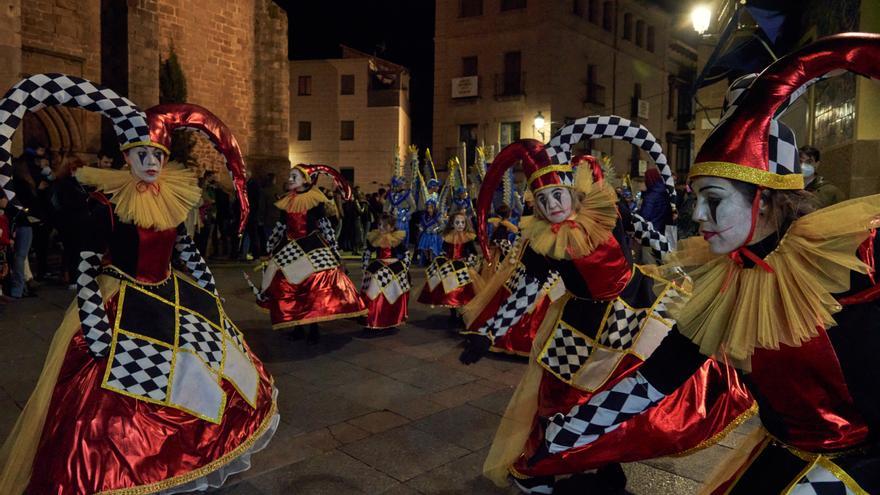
[278,1,436,150]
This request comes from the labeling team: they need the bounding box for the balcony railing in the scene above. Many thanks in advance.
[494,72,526,98]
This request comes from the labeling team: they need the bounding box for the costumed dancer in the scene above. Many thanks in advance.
[459,116,755,494]
[385,148,416,245]
[0,74,278,494]
[417,209,484,321]
[360,213,412,335]
[255,164,366,343]
[416,197,443,263]
[523,34,880,494]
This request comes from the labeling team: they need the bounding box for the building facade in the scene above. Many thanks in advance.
[289,47,411,190]
[0,0,290,179]
[433,0,696,181]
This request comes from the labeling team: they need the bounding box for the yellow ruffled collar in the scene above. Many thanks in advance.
[520,170,618,260]
[367,229,405,248]
[489,218,520,234]
[274,188,328,213]
[668,194,880,369]
[443,231,476,244]
[75,165,200,230]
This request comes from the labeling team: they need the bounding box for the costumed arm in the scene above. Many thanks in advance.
[361,247,372,274]
[266,218,287,254]
[76,195,114,358]
[530,328,708,462]
[629,212,673,262]
[174,224,218,294]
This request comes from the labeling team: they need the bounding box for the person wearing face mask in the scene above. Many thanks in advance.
[0,74,279,494]
[459,116,754,495]
[520,35,880,494]
[799,145,845,209]
[359,213,411,335]
[417,209,483,319]
[253,163,366,344]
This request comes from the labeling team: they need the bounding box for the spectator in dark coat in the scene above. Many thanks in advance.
[637,167,671,233]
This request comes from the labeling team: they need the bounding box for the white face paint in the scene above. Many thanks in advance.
[288,168,308,192]
[534,186,574,224]
[125,146,166,183]
[691,177,756,255]
[453,215,467,232]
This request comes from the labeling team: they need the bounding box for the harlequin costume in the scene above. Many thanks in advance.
[360,229,411,330]
[522,34,880,495]
[416,197,443,260]
[256,164,366,330]
[417,225,483,308]
[462,116,755,494]
[0,74,278,494]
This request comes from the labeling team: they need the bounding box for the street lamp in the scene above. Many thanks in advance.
[533,111,546,140]
[691,5,711,35]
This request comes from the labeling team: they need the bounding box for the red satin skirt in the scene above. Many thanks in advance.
[417,282,475,308]
[489,295,551,357]
[259,267,367,329]
[362,292,409,329]
[511,359,755,478]
[27,332,277,495]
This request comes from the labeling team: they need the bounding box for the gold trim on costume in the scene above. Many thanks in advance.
[270,308,369,330]
[689,161,804,189]
[119,140,171,154]
[671,402,758,457]
[527,164,573,186]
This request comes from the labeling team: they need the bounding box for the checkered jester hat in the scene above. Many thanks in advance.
[0,73,153,206]
[692,33,880,189]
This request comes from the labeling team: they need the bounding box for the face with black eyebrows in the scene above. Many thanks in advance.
[124,146,167,183]
[534,186,574,224]
[288,168,308,192]
[452,214,467,232]
[691,177,759,254]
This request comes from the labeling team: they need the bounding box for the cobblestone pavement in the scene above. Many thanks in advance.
[0,262,758,494]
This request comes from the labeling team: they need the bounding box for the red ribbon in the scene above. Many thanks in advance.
[721,188,774,293]
[551,219,580,234]
[135,181,161,196]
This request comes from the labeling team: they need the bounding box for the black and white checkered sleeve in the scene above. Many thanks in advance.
[175,232,217,294]
[630,213,672,262]
[476,269,543,340]
[402,249,412,271]
[361,248,372,274]
[317,217,338,252]
[266,220,286,254]
[77,251,113,358]
[465,253,479,268]
[542,371,665,455]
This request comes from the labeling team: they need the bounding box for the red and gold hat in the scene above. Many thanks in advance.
[291,163,353,201]
[691,33,880,189]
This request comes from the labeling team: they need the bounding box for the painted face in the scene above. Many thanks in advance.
[426,204,435,216]
[453,215,467,232]
[288,168,308,192]
[691,177,755,254]
[125,146,166,183]
[534,187,573,224]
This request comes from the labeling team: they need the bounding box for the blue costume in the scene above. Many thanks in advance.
[416,200,443,261]
[385,176,415,244]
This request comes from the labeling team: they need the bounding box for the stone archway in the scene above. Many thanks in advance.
[21,106,84,154]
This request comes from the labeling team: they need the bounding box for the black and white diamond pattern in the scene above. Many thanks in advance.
[223,316,247,354]
[791,463,854,495]
[0,74,149,205]
[540,325,593,380]
[630,213,671,262]
[505,264,528,292]
[106,333,173,401]
[77,251,112,358]
[600,301,646,350]
[438,261,456,277]
[769,119,799,175]
[511,476,555,495]
[175,232,217,294]
[544,371,665,454]
[455,269,471,286]
[273,241,306,268]
[479,272,541,338]
[308,247,338,271]
[317,217,338,251]
[179,311,223,370]
[546,115,675,206]
[266,221,287,254]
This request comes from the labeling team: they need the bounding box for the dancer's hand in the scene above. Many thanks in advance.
[459,335,490,364]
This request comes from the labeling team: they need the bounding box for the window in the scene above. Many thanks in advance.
[623,13,633,40]
[297,75,312,96]
[501,0,525,11]
[501,51,523,96]
[460,0,482,17]
[341,167,355,184]
[602,2,613,31]
[636,20,645,47]
[647,26,656,52]
[340,74,355,95]
[459,124,478,165]
[500,122,520,147]
[297,121,311,141]
[340,120,354,140]
[586,64,603,105]
[462,56,478,77]
[588,0,599,23]
[573,0,585,16]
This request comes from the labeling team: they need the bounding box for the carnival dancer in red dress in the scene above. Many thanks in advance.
[254,163,366,342]
[0,74,278,494]
[519,34,880,494]
[360,213,411,334]
[417,209,484,318]
[459,116,754,494]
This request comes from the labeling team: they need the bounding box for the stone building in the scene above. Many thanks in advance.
[0,0,289,180]
[289,46,411,191]
[433,0,696,180]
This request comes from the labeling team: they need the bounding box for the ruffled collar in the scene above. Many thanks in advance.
[520,176,618,260]
[443,231,476,244]
[489,218,520,234]
[274,188,327,214]
[667,194,880,369]
[367,229,405,248]
[75,166,200,230]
